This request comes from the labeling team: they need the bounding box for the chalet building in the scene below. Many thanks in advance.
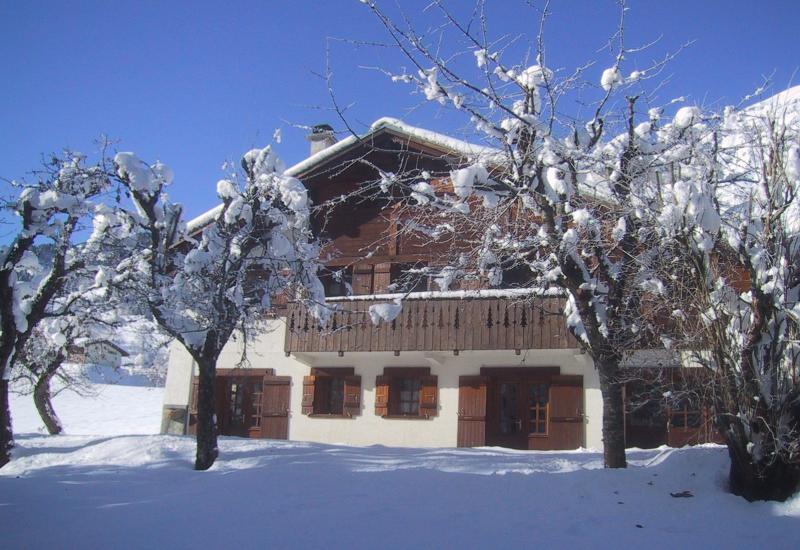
[161,118,717,450]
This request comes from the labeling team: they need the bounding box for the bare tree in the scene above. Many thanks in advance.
[355,0,691,467]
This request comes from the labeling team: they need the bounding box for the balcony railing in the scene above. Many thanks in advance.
[284,296,578,353]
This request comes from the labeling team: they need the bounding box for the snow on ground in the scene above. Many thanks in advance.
[2,383,799,549]
[9,381,164,436]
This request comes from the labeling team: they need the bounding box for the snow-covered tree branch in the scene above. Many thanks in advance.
[659,88,800,501]
[105,147,324,470]
[0,151,112,467]
[356,0,691,468]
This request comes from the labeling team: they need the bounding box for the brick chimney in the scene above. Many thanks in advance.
[305,124,337,156]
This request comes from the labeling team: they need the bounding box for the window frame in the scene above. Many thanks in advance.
[527,382,550,437]
[304,367,361,418]
[378,367,438,419]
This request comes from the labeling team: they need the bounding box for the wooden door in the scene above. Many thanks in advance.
[260,376,291,439]
[547,375,584,450]
[187,376,230,436]
[457,376,488,447]
[486,378,528,449]
[217,376,262,437]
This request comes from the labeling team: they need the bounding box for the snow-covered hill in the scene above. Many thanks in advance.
[2,381,799,549]
[9,379,163,435]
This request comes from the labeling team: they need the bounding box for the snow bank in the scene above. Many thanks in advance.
[1,437,798,550]
[2,381,799,549]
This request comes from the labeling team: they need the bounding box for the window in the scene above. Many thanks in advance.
[500,262,534,289]
[398,378,421,415]
[320,267,353,297]
[375,367,438,418]
[302,368,361,417]
[670,401,702,429]
[390,262,429,293]
[528,383,549,435]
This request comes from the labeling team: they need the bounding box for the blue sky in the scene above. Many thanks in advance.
[2,0,798,223]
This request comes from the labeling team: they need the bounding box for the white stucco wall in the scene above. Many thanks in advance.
[162,319,603,449]
[162,341,194,407]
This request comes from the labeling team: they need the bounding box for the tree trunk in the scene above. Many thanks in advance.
[721,417,800,502]
[597,360,627,468]
[0,379,11,467]
[33,369,63,435]
[194,356,219,471]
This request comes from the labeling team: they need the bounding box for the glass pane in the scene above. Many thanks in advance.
[499,382,519,434]
[329,377,344,415]
[529,383,548,405]
[230,382,246,424]
[398,378,420,415]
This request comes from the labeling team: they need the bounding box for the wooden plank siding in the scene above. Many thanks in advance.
[285,296,578,353]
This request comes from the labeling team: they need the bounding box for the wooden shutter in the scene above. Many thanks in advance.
[343,375,362,417]
[352,264,374,295]
[457,375,488,447]
[548,375,584,450]
[373,262,392,293]
[187,376,199,435]
[301,375,316,415]
[419,375,439,417]
[260,376,291,440]
[375,375,390,416]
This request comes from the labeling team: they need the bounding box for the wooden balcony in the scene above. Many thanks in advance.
[284,296,578,353]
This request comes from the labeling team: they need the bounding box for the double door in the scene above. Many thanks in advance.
[458,372,584,450]
[188,370,290,439]
[490,377,551,449]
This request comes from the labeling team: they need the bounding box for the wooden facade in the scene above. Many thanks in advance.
[623,369,723,449]
[285,296,577,354]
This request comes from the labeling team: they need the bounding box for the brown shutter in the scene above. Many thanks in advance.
[419,375,439,417]
[260,376,291,440]
[548,375,584,450]
[373,262,392,293]
[187,376,199,435]
[375,375,390,416]
[352,264,374,295]
[343,375,362,417]
[301,375,316,415]
[457,375,488,447]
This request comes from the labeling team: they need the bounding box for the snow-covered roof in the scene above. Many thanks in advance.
[186,118,499,233]
[745,85,800,115]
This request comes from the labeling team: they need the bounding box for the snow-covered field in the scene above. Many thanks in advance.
[10,381,164,435]
[2,384,799,549]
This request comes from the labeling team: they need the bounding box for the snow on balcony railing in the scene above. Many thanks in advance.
[285,294,576,354]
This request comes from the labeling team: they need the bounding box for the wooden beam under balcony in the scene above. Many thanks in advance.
[284,296,578,353]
